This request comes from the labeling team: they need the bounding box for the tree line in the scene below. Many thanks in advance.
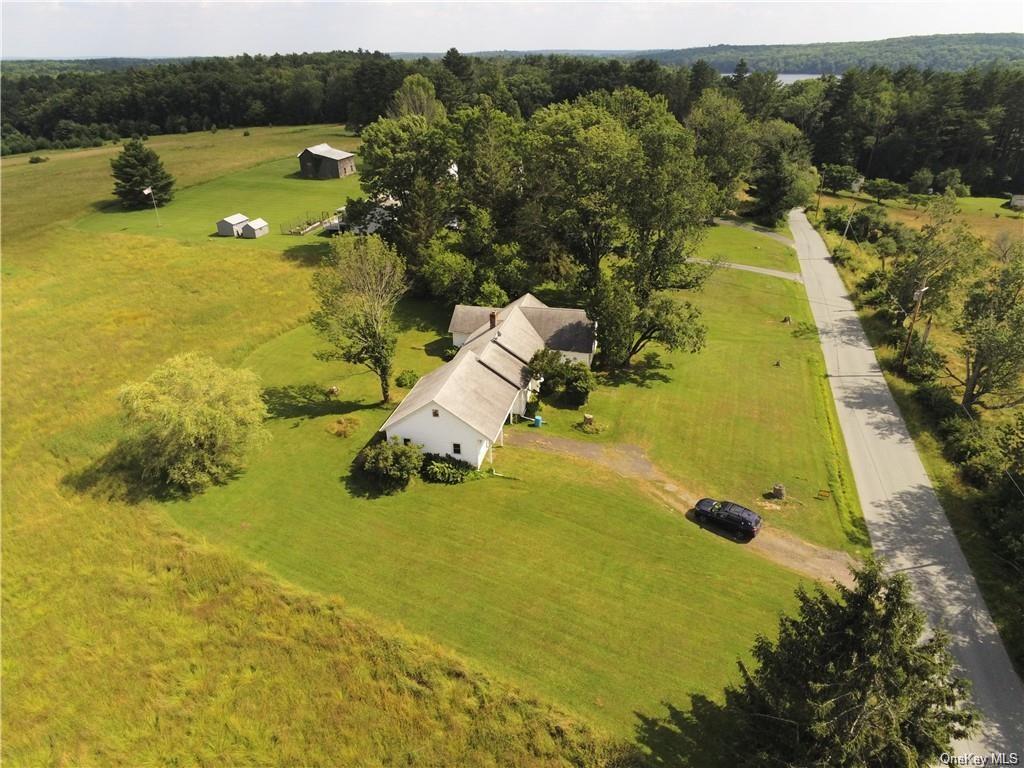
[4,47,1024,195]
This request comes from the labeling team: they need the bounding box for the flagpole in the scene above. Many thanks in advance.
[144,187,161,227]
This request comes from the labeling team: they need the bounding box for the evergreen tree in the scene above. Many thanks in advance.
[726,559,976,767]
[110,138,174,208]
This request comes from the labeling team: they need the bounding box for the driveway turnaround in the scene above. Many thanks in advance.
[790,209,1024,754]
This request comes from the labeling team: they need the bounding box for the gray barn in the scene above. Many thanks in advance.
[297,143,356,179]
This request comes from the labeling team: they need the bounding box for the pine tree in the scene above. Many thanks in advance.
[110,138,175,208]
[726,559,976,767]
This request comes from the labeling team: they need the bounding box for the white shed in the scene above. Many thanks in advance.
[240,217,269,239]
[1011,194,1024,211]
[216,213,249,237]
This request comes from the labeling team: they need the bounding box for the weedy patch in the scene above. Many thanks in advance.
[326,416,360,438]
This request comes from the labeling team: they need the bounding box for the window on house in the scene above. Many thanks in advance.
[432,409,439,417]
[452,443,462,455]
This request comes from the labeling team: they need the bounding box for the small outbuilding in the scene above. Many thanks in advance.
[297,143,356,179]
[216,213,249,237]
[1011,194,1024,211]
[240,217,269,239]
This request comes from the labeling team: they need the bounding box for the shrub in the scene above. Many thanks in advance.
[912,381,959,422]
[28,155,48,164]
[524,397,541,419]
[243,130,251,137]
[831,244,853,267]
[395,369,420,388]
[529,348,569,396]
[821,205,850,233]
[442,346,459,361]
[421,453,481,484]
[563,362,598,406]
[358,437,423,494]
[902,343,945,383]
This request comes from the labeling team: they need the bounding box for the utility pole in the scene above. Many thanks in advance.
[899,283,928,368]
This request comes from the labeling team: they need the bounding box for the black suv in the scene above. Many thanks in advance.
[693,498,763,540]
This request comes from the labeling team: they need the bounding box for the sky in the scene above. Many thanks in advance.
[1,1,1021,60]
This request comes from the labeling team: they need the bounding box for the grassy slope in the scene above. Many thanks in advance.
[696,225,799,273]
[166,313,809,736]
[534,269,866,555]
[2,128,623,765]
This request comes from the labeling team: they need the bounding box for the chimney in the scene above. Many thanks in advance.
[489,311,497,329]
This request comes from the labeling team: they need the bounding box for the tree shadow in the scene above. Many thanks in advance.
[603,352,673,389]
[281,240,330,267]
[420,335,454,360]
[88,198,126,214]
[61,440,184,504]
[393,298,450,335]
[634,695,738,768]
[262,384,370,420]
[341,431,386,499]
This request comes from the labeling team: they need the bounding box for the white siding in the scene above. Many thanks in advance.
[385,402,493,468]
[560,350,593,366]
[451,332,469,347]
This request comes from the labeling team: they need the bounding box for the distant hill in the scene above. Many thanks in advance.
[623,33,1024,73]
[401,33,1024,73]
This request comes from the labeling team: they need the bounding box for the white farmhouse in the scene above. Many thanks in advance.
[380,293,596,468]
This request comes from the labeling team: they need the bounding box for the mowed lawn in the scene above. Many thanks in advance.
[535,268,866,555]
[698,223,799,273]
[75,155,361,249]
[167,309,809,735]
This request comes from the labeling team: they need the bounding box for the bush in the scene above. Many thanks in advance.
[421,453,481,484]
[529,348,569,396]
[563,362,597,406]
[28,155,48,164]
[831,244,853,267]
[912,381,959,422]
[524,397,541,419]
[902,343,945,383]
[395,369,420,388]
[821,205,851,233]
[442,346,459,361]
[243,130,251,137]
[358,437,423,494]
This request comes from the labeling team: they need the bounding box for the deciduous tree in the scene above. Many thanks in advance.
[310,235,407,402]
[118,353,268,493]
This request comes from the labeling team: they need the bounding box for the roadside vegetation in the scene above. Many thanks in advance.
[809,189,1024,671]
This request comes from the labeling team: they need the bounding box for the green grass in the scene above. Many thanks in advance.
[75,155,361,249]
[535,269,866,556]
[697,224,799,273]
[2,123,865,762]
[2,129,627,765]
[166,319,809,735]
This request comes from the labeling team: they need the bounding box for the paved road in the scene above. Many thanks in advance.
[789,209,1024,755]
[688,258,802,283]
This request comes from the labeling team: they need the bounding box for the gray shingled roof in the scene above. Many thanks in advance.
[519,306,595,354]
[298,143,355,161]
[448,305,499,335]
[380,349,520,440]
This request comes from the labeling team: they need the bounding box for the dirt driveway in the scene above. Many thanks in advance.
[504,430,857,587]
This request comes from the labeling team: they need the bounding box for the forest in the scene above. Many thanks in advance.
[3,46,1023,195]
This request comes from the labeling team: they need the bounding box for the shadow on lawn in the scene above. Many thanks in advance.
[262,384,370,420]
[62,440,194,504]
[281,241,331,267]
[634,695,739,768]
[603,352,673,389]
